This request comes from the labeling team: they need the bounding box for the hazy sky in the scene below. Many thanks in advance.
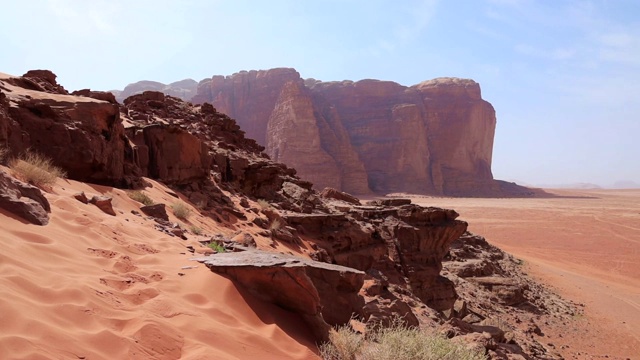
[1,0,638,187]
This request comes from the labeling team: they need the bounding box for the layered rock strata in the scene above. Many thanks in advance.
[191,68,531,196]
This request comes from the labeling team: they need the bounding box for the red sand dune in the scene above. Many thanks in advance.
[0,175,318,360]
[411,189,640,359]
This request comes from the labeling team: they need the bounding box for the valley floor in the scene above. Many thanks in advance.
[407,189,640,359]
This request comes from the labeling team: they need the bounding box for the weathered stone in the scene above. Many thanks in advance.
[73,191,89,204]
[319,187,360,205]
[0,170,50,225]
[194,250,365,341]
[89,195,116,216]
[140,203,169,221]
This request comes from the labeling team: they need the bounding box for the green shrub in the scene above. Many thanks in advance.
[208,242,225,253]
[10,151,66,188]
[171,201,192,220]
[127,190,154,206]
[320,322,486,360]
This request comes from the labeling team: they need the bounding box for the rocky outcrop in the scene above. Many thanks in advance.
[195,250,365,341]
[1,69,569,359]
[0,170,50,225]
[190,68,533,197]
[111,79,198,103]
[0,71,130,187]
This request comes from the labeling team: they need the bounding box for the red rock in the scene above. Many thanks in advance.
[319,187,361,205]
[0,72,129,187]
[140,203,169,221]
[89,195,116,216]
[195,249,365,341]
[191,68,534,197]
[0,170,50,225]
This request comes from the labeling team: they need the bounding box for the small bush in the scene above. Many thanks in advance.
[10,151,66,188]
[269,218,282,232]
[320,322,486,360]
[171,201,192,220]
[319,325,363,360]
[208,242,225,253]
[190,225,203,235]
[127,190,154,206]
[257,199,271,210]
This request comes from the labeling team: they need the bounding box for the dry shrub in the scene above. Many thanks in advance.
[0,146,7,163]
[320,322,486,360]
[171,201,192,220]
[10,151,66,188]
[189,225,203,235]
[257,199,271,210]
[127,190,154,206]
[319,326,363,360]
[269,218,282,231]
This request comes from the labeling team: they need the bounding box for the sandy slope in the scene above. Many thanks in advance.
[0,175,318,360]
[410,189,640,359]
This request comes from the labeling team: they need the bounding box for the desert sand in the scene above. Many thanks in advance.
[410,189,640,359]
[0,174,319,360]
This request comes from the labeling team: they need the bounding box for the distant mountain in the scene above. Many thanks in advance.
[611,180,640,189]
[110,79,198,103]
[535,182,603,189]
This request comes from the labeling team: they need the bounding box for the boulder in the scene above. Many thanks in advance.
[89,195,116,216]
[140,203,169,221]
[194,250,365,341]
[0,170,50,225]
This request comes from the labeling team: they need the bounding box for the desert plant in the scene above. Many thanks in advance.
[189,225,203,235]
[269,218,282,232]
[9,151,66,188]
[257,199,271,210]
[171,201,192,220]
[319,325,363,360]
[208,242,225,253]
[127,190,154,206]
[320,321,486,360]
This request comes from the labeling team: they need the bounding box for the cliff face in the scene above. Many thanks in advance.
[192,68,512,196]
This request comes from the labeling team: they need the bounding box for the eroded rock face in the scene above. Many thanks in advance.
[0,71,129,187]
[191,68,519,196]
[195,250,365,341]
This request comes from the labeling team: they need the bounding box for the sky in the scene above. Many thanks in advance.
[1,0,638,187]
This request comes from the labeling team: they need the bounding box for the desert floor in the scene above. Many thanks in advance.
[409,189,640,359]
[0,175,319,360]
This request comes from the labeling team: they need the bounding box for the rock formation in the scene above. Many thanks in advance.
[195,250,365,341]
[190,68,533,196]
[0,69,572,358]
[0,170,51,225]
[111,79,198,103]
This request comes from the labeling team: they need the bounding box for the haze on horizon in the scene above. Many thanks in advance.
[1,0,638,188]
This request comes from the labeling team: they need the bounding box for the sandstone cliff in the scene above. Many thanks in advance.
[191,68,531,196]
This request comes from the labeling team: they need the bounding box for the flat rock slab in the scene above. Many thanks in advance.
[194,250,364,274]
[194,250,365,342]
